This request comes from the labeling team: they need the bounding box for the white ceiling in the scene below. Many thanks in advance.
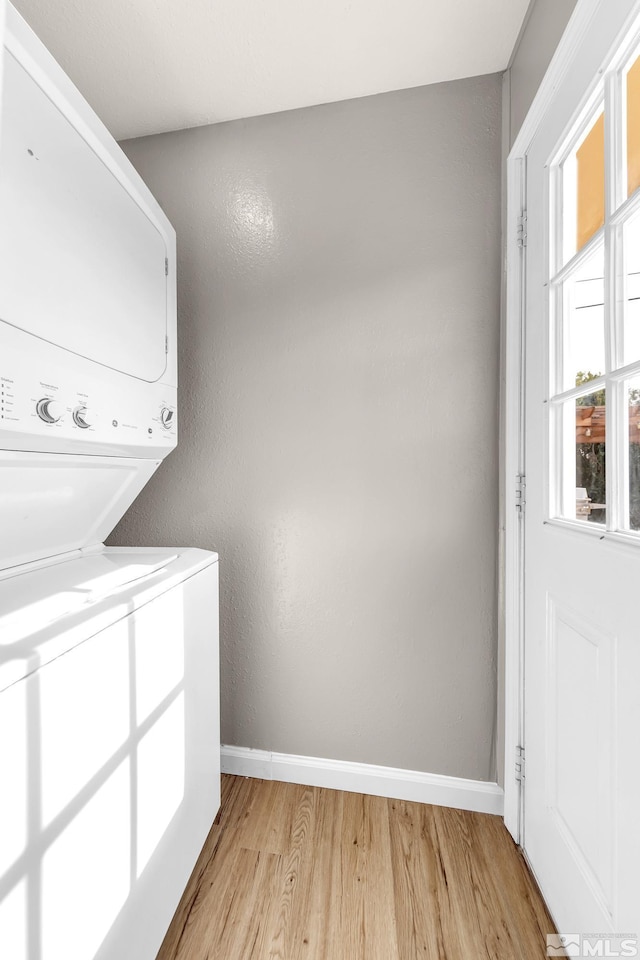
[11,0,530,141]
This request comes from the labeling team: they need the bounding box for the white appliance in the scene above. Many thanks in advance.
[0,548,220,960]
[0,6,220,960]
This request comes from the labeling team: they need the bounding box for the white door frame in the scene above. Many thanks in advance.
[503,0,609,840]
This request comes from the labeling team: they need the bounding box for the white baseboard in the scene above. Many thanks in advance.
[221,745,504,816]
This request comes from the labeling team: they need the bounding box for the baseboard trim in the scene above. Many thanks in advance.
[221,745,504,816]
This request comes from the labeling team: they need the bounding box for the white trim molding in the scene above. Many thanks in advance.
[510,0,602,159]
[503,0,604,843]
[221,746,504,816]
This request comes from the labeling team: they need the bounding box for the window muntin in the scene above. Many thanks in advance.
[622,209,640,365]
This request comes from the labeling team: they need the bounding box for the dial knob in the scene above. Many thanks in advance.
[73,405,91,429]
[160,407,175,429]
[36,398,64,423]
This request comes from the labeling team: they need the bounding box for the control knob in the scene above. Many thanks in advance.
[36,398,64,423]
[160,407,175,429]
[73,405,91,429]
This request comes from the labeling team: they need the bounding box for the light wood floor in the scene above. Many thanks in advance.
[157,775,556,960]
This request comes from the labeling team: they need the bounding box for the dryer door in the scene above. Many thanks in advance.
[0,50,168,383]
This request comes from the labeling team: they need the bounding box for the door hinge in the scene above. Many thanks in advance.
[165,257,169,276]
[515,745,525,783]
[515,474,526,516]
[165,335,169,354]
[517,212,528,248]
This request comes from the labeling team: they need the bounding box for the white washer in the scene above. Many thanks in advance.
[0,548,220,960]
[0,6,220,960]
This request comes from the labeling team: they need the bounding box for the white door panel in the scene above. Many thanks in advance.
[523,0,640,936]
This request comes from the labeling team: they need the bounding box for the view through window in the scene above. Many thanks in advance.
[551,46,640,532]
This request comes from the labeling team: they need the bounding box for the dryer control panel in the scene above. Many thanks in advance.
[0,324,177,460]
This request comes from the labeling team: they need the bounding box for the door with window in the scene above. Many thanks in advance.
[523,0,640,933]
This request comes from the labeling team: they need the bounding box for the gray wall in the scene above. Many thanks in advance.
[110,74,502,781]
[508,0,578,144]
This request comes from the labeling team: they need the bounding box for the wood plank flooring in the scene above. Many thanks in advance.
[157,775,556,960]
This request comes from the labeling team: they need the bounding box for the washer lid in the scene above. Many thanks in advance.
[0,548,218,695]
[0,51,168,382]
[0,550,180,644]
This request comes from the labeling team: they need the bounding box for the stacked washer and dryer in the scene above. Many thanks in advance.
[0,5,221,960]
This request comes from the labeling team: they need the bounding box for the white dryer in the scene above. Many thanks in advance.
[0,6,220,960]
[0,4,178,570]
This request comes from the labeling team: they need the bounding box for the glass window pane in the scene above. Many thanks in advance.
[576,112,605,252]
[623,211,640,365]
[627,53,640,198]
[564,389,607,525]
[627,379,640,531]
[562,110,605,265]
[561,245,605,391]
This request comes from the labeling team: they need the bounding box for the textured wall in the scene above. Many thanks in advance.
[508,0,578,144]
[110,75,502,781]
